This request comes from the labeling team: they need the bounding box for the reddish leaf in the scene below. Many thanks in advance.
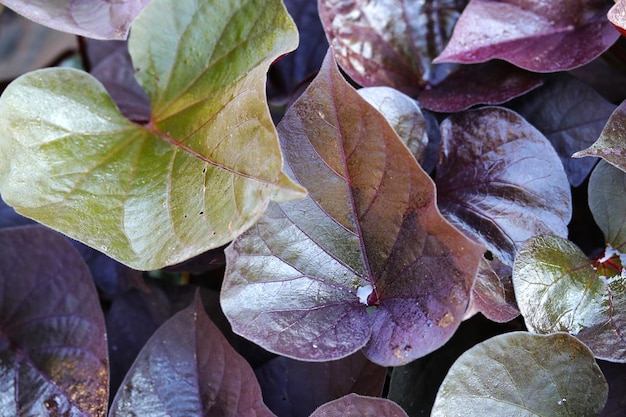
[435,107,571,322]
[418,61,542,112]
[109,291,274,416]
[434,0,619,72]
[319,0,467,96]
[0,225,108,416]
[221,50,484,367]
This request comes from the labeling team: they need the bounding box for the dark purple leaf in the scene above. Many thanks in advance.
[109,291,274,416]
[418,60,542,112]
[310,394,408,417]
[568,49,626,104]
[0,193,33,228]
[255,351,386,417]
[599,360,626,417]
[0,225,108,416]
[510,74,615,187]
[435,107,571,321]
[434,0,619,72]
[267,0,328,105]
[1,0,151,40]
[319,0,467,96]
[609,0,626,38]
[221,50,484,367]
[0,9,77,81]
[574,99,626,173]
[84,39,151,123]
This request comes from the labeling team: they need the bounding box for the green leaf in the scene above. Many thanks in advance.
[513,235,626,362]
[589,160,626,246]
[432,332,608,417]
[0,0,304,270]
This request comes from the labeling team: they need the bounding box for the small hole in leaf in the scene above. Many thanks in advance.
[483,250,493,261]
[199,211,204,215]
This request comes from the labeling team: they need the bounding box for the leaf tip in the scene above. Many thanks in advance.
[271,172,307,202]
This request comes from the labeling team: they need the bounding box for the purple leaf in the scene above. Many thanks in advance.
[1,0,151,40]
[574,99,626,173]
[85,39,151,123]
[0,9,77,81]
[435,107,571,321]
[221,50,484,367]
[109,291,274,416]
[318,0,467,96]
[510,74,615,187]
[418,61,542,113]
[255,351,386,417]
[465,257,518,323]
[599,360,626,417]
[0,225,108,415]
[309,394,409,417]
[433,0,619,72]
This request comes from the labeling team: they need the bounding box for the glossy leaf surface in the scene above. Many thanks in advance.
[609,0,626,37]
[513,235,626,361]
[0,0,150,40]
[357,86,428,164]
[221,51,484,367]
[574,99,626,173]
[435,107,571,321]
[0,226,108,416]
[309,394,409,417]
[510,74,615,187]
[109,292,274,416]
[431,332,608,416]
[319,0,466,96]
[434,0,619,72]
[0,0,304,270]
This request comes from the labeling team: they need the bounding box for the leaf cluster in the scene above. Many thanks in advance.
[1,0,626,415]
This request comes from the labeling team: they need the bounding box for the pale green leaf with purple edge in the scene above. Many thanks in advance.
[432,332,608,416]
[221,50,484,367]
[574,99,626,174]
[0,0,150,40]
[0,0,304,270]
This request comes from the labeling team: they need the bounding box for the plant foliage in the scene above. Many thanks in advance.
[0,0,625,415]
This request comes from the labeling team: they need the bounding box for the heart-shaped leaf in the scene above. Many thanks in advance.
[0,225,108,416]
[109,291,274,416]
[574,99,626,173]
[435,106,572,322]
[433,0,619,72]
[510,74,616,187]
[318,0,467,96]
[0,0,304,270]
[309,394,409,417]
[221,50,484,367]
[431,332,608,416]
[0,0,150,40]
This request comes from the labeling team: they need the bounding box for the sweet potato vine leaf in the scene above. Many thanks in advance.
[0,0,304,270]
[435,107,572,322]
[0,225,108,416]
[433,0,619,72]
[513,161,626,362]
[574,99,626,174]
[109,291,274,416]
[318,0,467,97]
[309,394,409,417]
[0,0,150,40]
[431,332,608,416]
[609,0,626,38]
[221,50,484,367]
